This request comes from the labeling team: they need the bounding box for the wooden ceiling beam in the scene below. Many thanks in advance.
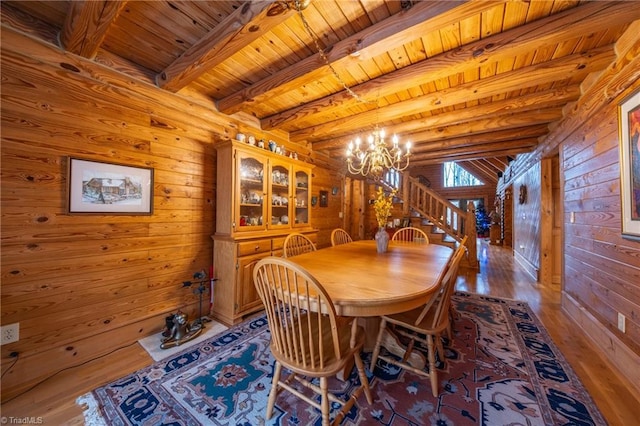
[265,1,638,131]
[59,0,127,59]
[320,125,548,161]
[408,108,563,145]
[216,0,490,114]
[321,108,560,159]
[409,146,537,166]
[157,0,299,92]
[457,161,498,185]
[484,157,509,172]
[389,138,539,162]
[309,86,577,149]
[285,45,613,139]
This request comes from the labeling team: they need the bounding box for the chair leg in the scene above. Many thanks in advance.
[353,352,373,404]
[320,377,330,426]
[370,318,387,371]
[266,361,282,419]
[426,335,439,397]
[435,332,445,361]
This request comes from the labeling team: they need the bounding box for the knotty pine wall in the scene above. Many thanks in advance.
[309,167,346,248]
[512,162,543,280]
[560,79,640,373]
[0,28,328,400]
[501,65,640,391]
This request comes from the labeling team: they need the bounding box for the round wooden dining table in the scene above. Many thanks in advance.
[287,240,454,318]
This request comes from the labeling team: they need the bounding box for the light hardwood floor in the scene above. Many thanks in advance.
[1,241,638,425]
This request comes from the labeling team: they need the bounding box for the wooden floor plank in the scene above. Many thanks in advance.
[1,241,638,425]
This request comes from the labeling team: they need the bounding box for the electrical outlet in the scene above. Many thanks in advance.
[1,323,19,345]
[617,313,626,333]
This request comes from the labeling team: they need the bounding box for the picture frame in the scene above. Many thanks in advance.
[67,157,154,215]
[319,190,328,207]
[618,88,640,241]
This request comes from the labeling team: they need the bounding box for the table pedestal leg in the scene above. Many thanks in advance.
[379,327,426,370]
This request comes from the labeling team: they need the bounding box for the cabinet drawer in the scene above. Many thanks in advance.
[272,237,285,251]
[238,239,272,256]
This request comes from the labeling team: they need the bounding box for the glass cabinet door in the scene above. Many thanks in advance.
[237,153,266,231]
[269,160,291,229]
[293,168,310,227]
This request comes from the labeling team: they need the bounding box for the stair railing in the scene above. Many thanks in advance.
[401,175,478,268]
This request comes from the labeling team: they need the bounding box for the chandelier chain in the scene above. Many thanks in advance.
[294,0,374,105]
[294,0,411,178]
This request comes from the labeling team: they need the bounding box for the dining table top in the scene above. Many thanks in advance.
[287,240,454,317]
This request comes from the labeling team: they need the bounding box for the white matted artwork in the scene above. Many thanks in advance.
[618,88,640,241]
[67,157,154,214]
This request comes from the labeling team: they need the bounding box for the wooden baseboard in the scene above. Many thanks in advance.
[513,250,539,281]
[562,292,640,397]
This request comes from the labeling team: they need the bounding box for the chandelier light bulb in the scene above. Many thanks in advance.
[346,125,411,178]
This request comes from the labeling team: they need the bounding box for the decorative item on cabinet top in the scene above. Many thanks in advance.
[234,133,299,159]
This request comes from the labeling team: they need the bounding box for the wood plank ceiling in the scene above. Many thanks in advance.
[2,0,638,185]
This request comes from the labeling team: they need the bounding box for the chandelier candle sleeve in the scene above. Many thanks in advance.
[346,125,411,178]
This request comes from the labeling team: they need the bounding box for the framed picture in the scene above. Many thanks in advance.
[618,88,640,241]
[67,158,154,215]
[319,190,328,207]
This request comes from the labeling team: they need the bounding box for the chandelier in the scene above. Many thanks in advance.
[346,126,411,178]
[294,1,411,178]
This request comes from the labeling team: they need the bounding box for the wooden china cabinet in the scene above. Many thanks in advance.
[212,140,316,324]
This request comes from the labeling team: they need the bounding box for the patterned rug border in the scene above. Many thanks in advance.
[78,291,607,425]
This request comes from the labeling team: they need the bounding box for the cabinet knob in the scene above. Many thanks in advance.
[255,245,260,251]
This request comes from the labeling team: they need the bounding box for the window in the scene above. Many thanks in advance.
[443,162,483,187]
[382,168,401,189]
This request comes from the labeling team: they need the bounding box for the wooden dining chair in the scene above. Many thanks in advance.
[330,228,353,246]
[391,226,430,244]
[283,232,317,258]
[446,236,468,339]
[370,240,467,397]
[253,257,372,425]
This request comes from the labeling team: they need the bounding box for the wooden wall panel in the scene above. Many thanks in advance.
[490,24,640,391]
[310,167,345,248]
[501,55,640,389]
[560,79,640,361]
[0,45,213,399]
[0,27,327,400]
[513,162,542,280]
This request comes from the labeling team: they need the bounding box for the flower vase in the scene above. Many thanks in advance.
[375,228,389,253]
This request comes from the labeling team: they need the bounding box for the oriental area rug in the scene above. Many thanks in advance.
[78,292,606,425]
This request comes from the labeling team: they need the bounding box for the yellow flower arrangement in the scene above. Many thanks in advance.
[374,187,396,228]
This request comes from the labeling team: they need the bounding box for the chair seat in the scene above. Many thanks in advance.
[383,302,449,336]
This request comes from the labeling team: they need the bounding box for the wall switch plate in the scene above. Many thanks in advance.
[1,323,19,345]
[570,212,575,223]
[617,313,626,333]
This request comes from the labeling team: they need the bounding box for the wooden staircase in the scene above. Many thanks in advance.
[400,175,478,268]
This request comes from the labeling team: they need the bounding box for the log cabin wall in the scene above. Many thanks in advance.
[0,27,331,400]
[512,162,542,280]
[309,167,345,248]
[500,66,640,391]
[560,79,640,392]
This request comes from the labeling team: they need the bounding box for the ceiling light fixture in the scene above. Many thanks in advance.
[294,0,411,179]
[346,125,411,178]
